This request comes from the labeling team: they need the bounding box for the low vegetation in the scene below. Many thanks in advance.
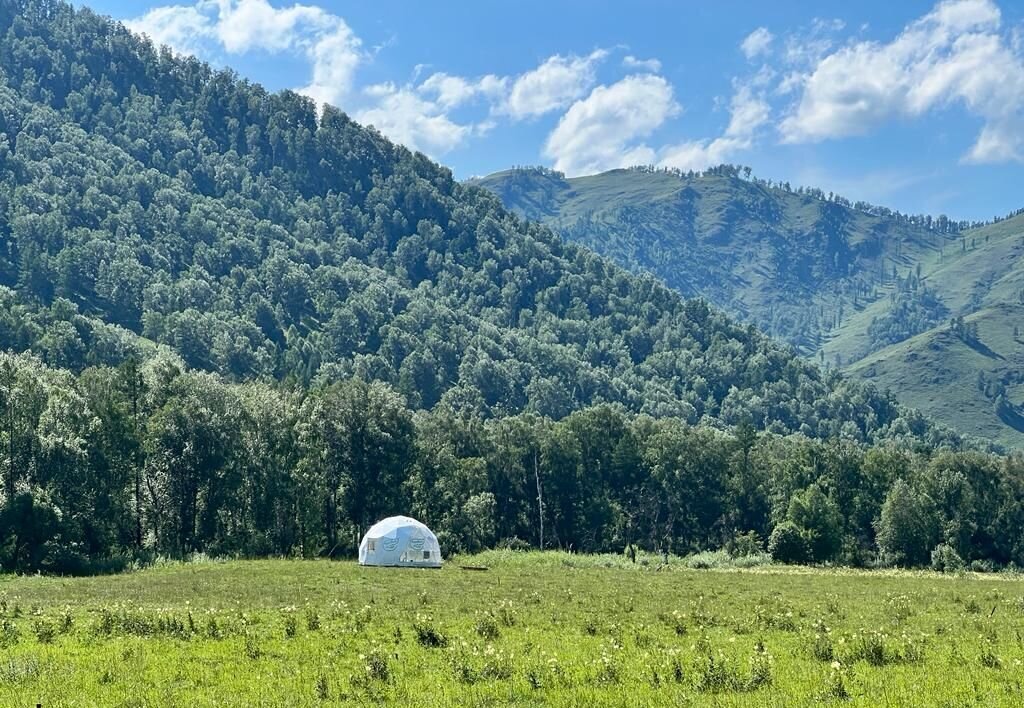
[2,554,1024,705]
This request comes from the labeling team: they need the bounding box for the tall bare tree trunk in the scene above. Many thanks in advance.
[533,447,544,550]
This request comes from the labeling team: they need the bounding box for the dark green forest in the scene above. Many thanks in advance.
[0,0,1021,573]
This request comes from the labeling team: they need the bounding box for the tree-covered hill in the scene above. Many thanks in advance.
[473,166,961,357]
[0,0,953,444]
[476,166,1024,445]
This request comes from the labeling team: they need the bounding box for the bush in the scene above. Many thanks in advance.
[498,537,531,552]
[768,522,808,564]
[931,544,964,573]
[0,619,19,648]
[413,614,448,648]
[969,559,996,573]
[474,612,500,640]
[726,530,763,558]
[684,549,771,569]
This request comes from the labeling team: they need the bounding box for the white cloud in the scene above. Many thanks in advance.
[623,55,662,72]
[418,72,507,110]
[780,0,1024,163]
[783,17,846,69]
[659,83,769,171]
[543,74,679,176]
[355,83,490,157]
[741,27,774,59]
[504,50,609,119]
[128,0,363,107]
[125,5,214,55]
[965,119,1024,162]
[298,21,363,107]
[213,0,333,53]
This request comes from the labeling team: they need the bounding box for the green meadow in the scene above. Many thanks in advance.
[2,552,1023,706]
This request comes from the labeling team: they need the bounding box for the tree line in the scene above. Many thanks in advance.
[2,349,1022,574]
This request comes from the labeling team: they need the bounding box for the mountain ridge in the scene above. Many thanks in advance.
[476,165,1024,445]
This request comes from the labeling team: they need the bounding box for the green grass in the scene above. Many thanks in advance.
[2,554,1024,706]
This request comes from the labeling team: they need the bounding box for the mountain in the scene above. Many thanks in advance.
[0,0,955,446]
[848,214,1024,447]
[476,166,1024,445]
[473,166,961,356]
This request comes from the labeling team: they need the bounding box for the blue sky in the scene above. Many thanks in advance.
[81,0,1024,221]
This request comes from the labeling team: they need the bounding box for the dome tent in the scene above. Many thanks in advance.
[359,516,442,568]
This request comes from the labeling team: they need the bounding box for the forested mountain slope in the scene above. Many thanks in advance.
[8,0,1024,576]
[474,166,960,357]
[477,167,1024,445]
[0,0,950,443]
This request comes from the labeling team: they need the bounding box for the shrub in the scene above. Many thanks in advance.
[481,645,515,680]
[496,600,516,628]
[283,612,297,639]
[593,650,620,685]
[980,633,1001,669]
[32,617,56,644]
[969,559,995,573]
[315,673,329,700]
[0,618,19,648]
[413,614,448,648]
[727,530,764,558]
[848,630,888,666]
[58,608,74,634]
[747,644,774,689]
[810,621,834,662]
[768,522,808,564]
[499,537,531,551]
[244,636,263,660]
[694,652,742,693]
[686,550,731,569]
[474,612,500,640]
[668,610,687,636]
[0,657,41,684]
[358,645,391,684]
[819,662,851,701]
[931,544,964,573]
[885,594,914,623]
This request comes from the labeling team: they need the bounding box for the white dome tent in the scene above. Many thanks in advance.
[359,516,443,568]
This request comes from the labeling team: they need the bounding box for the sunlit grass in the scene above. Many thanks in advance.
[1,553,1023,705]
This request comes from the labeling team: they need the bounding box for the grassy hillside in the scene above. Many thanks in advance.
[474,167,957,356]
[477,167,1024,445]
[847,215,1024,447]
[2,555,1023,706]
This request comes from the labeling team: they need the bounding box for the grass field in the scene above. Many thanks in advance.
[2,552,1024,706]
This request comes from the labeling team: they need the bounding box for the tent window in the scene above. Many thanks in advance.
[423,550,431,560]
[368,540,376,551]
